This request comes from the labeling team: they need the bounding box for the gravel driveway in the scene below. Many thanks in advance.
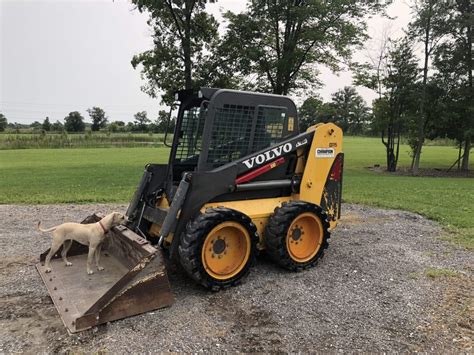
[0,204,472,352]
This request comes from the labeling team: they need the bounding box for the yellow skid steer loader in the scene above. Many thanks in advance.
[37,88,343,332]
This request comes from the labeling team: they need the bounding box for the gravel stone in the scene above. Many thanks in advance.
[0,203,471,352]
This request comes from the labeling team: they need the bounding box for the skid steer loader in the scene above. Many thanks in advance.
[37,88,343,332]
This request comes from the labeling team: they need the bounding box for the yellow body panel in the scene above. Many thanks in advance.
[203,196,294,249]
[299,123,343,229]
[202,123,343,247]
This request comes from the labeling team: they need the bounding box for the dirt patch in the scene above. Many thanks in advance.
[419,273,474,351]
[0,203,472,352]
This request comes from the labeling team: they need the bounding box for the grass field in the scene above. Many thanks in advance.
[0,132,168,149]
[1,136,472,248]
[343,137,473,249]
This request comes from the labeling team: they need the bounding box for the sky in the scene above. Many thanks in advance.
[0,0,412,124]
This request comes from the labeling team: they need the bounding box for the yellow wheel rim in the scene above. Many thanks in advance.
[201,221,251,280]
[286,212,323,263]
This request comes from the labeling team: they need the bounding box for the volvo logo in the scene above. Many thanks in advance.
[242,142,292,169]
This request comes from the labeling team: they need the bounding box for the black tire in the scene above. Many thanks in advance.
[265,201,330,271]
[178,207,259,291]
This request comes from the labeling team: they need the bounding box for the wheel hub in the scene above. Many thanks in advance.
[291,227,302,241]
[212,238,226,254]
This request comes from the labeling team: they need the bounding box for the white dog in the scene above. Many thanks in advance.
[37,212,126,275]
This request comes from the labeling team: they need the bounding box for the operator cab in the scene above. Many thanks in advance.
[169,88,300,182]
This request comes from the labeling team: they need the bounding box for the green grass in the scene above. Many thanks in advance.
[425,267,460,278]
[343,137,473,249]
[0,148,169,203]
[0,132,169,149]
[0,137,472,248]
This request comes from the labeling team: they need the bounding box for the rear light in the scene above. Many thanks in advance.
[330,153,343,182]
[323,153,344,221]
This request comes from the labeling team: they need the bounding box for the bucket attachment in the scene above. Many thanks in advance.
[36,214,174,333]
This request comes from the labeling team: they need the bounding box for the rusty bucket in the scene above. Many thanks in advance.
[36,214,174,333]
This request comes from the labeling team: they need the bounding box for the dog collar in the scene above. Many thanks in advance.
[98,220,108,233]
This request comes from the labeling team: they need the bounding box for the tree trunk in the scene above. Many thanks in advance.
[462,1,472,172]
[394,118,401,171]
[457,142,462,170]
[413,1,433,175]
[461,137,470,171]
[183,3,193,90]
[386,122,399,173]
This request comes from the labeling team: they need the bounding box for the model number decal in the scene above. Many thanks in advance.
[315,148,335,158]
[295,138,307,148]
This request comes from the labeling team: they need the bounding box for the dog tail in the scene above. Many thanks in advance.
[37,221,57,233]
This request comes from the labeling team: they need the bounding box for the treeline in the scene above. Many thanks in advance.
[299,87,372,136]
[0,109,175,134]
[128,0,471,172]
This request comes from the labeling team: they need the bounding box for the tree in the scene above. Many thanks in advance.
[430,46,473,171]
[150,110,175,133]
[356,35,419,171]
[379,38,419,172]
[108,121,126,133]
[87,107,108,131]
[51,120,64,132]
[0,113,7,132]
[330,87,371,135]
[64,112,86,132]
[108,122,119,133]
[30,121,42,130]
[353,25,392,100]
[131,0,233,103]
[222,1,386,95]
[42,117,51,132]
[126,122,135,132]
[408,0,450,174]
[432,0,472,171]
[299,96,338,131]
[299,95,324,131]
[133,111,151,132]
